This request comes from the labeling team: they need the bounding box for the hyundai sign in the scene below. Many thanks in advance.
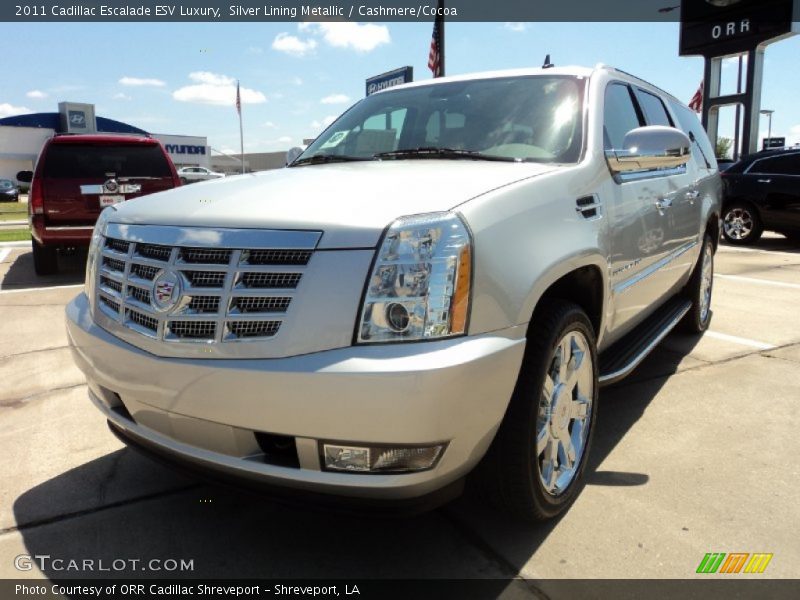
[366,66,413,96]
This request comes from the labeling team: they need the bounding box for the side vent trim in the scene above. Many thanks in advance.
[576,195,602,220]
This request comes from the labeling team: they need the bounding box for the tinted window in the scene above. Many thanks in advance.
[0,179,13,189]
[302,76,585,163]
[750,154,800,175]
[604,84,642,150]
[637,90,673,127]
[667,99,717,170]
[43,144,171,179]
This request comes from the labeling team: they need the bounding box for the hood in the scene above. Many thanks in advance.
[109,160,555,248]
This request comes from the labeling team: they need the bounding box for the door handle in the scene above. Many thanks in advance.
[686,190,700,203]
[655,198,673,212]
[757,178,772,184]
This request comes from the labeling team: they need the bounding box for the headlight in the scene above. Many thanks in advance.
[85,207,114,311]
[357,212,472,343]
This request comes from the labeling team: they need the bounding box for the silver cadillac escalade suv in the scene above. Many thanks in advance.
[66,65,721,521]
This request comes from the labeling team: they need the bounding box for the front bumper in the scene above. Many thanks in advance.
[67,293,526,501]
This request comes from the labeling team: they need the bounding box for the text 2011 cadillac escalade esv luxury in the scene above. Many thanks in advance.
[66,65,721,521]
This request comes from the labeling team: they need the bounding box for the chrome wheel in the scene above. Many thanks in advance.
[699,241,713,323]
[536,330,594,496]
[723,208,754,240]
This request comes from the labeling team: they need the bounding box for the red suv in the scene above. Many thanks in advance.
[18,134,181,275]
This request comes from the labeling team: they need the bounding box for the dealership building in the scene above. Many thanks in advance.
[0,101,209,181]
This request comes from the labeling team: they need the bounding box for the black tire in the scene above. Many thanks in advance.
[477,301,598,522]
[680,234,714,334]
[180,177,188,185]
[722,200,763,245]
[32,238,59,275]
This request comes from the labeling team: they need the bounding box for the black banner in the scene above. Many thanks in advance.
[3,579,800,600]
[1,0,737,23]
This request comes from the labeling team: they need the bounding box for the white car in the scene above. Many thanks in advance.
[177,166,225,184]
[67,64,720,521]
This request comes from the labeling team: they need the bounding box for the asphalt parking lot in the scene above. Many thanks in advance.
[0,235,798,590]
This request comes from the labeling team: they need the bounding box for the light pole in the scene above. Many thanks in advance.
[760,109,774,149]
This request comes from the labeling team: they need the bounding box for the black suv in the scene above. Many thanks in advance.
[721,148,800,244]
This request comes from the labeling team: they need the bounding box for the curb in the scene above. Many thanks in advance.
[0,241,31,248]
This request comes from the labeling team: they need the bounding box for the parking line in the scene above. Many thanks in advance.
[705,330,776,350]
[0,284,83,295]
[715,274,800,290]
[717,246,799,258]
[0,249,10,264]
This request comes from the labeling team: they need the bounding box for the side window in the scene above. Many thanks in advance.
[668,99,716,169]
[750,154,800,175]
[636,90,673,127]
[604,83,642,150]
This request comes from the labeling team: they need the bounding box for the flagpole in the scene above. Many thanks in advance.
[439,0,445,77]
[237,80,245,174]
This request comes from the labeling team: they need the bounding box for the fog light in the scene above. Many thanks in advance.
[322,443,445,473]
[323,445,371,472]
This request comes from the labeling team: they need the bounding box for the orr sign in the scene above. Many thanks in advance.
[680,0,797,57]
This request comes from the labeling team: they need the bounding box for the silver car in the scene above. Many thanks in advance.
[177,166,225,184]
[66,65,721,521]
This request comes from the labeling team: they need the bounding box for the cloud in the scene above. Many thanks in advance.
[26,90,47,99]
[291,77,303,86]
[272,32,318,57]
[172,71,266,106]
[119,76,166,87]
[188,71,233,86]
[277,136,292,143]
[112,92,132,101]
[0,103,31,117]
[310,116,337,130]
[321,94,350,105]
[299,23,390,52]
[246,46,263,55]
[504,23,528,33]
[263,121,277,128]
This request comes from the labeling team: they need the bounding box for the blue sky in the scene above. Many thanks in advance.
[1,21,798,154]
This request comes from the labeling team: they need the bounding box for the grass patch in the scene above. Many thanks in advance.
[0,203,27,221]
[0,228,29,242]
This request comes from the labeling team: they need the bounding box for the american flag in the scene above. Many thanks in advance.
[428,19,442,77]
[235,80,241,115]
[688,81,703,113]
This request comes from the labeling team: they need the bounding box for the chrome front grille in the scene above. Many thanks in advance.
[94,225,319,344]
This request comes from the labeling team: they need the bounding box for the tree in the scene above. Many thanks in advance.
[715,137,733,159]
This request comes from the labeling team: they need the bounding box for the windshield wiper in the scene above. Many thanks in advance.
[374,147,519,162]
[290,154,373,167]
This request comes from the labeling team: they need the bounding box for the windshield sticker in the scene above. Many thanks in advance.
[319,131,348,149]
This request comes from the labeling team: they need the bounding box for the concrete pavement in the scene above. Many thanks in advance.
[0,235,798,587]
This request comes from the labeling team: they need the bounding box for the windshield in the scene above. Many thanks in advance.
[0,179,14,189]
[296,75,585,164]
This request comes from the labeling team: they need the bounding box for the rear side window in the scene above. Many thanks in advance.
[604,84,642,150]
[43,144,171,179]
[667,99,717,170]
[749,154,800,175]
[636,90,673,127]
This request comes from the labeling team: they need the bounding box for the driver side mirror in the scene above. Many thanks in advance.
[16,171,33,183]
[606,126,691,174]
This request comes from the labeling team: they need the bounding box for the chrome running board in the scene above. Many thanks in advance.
[598,297,692,386]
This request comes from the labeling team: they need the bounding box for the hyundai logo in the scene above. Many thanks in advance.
[68,111,86,127]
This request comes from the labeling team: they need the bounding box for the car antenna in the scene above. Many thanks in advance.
[542,54,555,69]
